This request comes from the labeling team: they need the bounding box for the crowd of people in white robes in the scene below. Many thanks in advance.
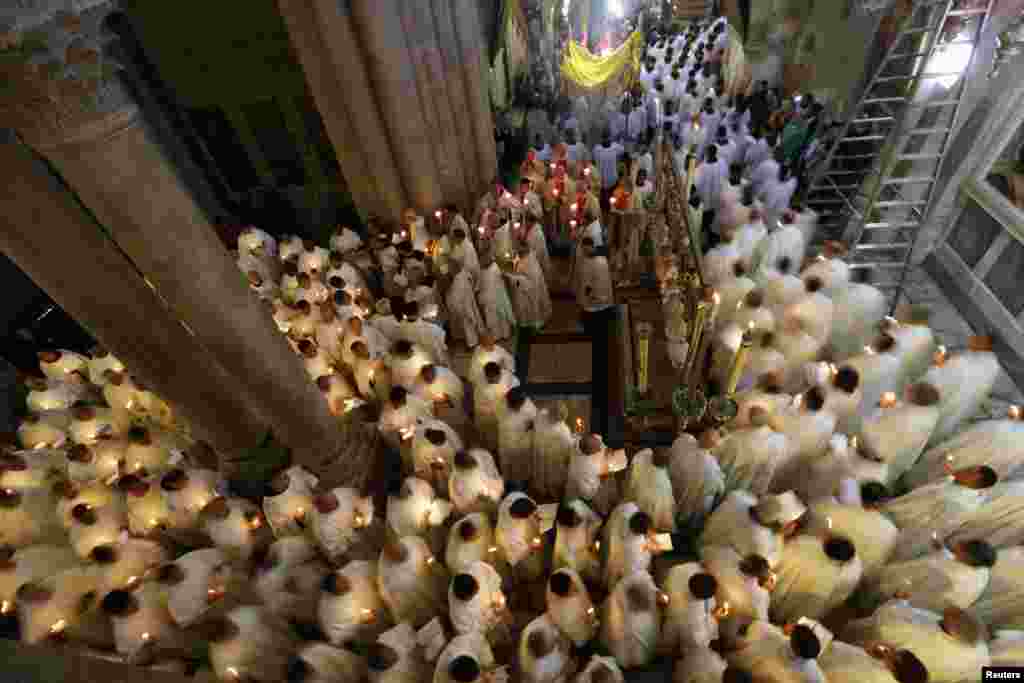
[2,15,1024,683]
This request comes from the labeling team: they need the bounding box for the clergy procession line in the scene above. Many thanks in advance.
[3,14,1024,683]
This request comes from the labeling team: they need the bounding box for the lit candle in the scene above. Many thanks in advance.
[584,167,591,177]
[1010,405,1022,420]
[435,210,442,221]
[553,189,560,199]
[725,324,754,395]
[610,196,617,208]
[571,203,579,212]
[636,322,652,395]
[575,418,585,434]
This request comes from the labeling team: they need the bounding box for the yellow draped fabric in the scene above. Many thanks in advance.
[560,31,644,98]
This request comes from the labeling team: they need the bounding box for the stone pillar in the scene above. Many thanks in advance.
[277,0,409,222]
[349,0,445,214]
[0,132,266,460]
[452,0,501,188]
[399,2,471,210]
[0,2,348,478]
[431,0,484,206]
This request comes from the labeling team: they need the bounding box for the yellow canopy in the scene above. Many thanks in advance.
[560,31,644,98]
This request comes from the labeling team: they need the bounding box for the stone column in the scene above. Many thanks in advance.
[277,0,409,222]
[349,0,445,214]
[431,0,485,207]
[453,0,500,189]
[276,0,498,218]
[399,2,471,211]
[0,132,266,460]
[0,2,348,478]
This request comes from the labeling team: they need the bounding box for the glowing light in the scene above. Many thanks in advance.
[0,601,11,614]
[141,631,152,642]
[571,203,579,212]
[1010,406,1022,420]
[494,595,507,610]
[435,210,443,220]
[503,192,512,200]
[593,540,601,553]
[714,602,731,619]
[610,197,618,206]
[400,427,415,442]
[657,591,671,607]
[361,608,375,622]
[879,392,898,409]
[207,587,225,603]
[248,515,263,530]
[488,546,500,554]
[225,667,241,680]
[354,513,367,528]
[575,417,585,434]
[425,556,436,565]
[570,220,578,228]
[927,34,973,88]
[826,517,833,531]
[125,575,141,589]
[530,536,543,550]
[50,619,67,635]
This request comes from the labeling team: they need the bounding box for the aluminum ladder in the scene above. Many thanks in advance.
[803,0,993,309]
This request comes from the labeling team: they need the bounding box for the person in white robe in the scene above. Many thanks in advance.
[842,601,991,683]
[448,561,512,648]
[803,486,900,580]
[701,546,775,644]
[819,641,929,683]
[967,546,1024,630]
[882,465,999,562]
[727,620,831,683]
[866,539,996,614]
[446,259,486,349]
[566,434,623,517]
[762,166,798,228]
[667,432,726,530]
[660,564,721,656]
[378,386,432,451]
[770,532,862,624]
[944,475,1024,551]
[600,571,664,670]
[699,490,806,568]
[440,227,480,280]
[625,448,677,533]
[448,448,504,517]
[603,504,669,589]
[673,648,732,683]
[468,336,515,388]
[475,253,517,343]
[512,241,552,328]
[552,499,603,587]
[496,386,537,485]
[743,128,772,174]
[524,219,550,279]
[532,404,575,502]
[496,493,549,584]
[433,632,501,683]
[905,409,1024,489]
[474,362,520,453]
[518,614,575,683]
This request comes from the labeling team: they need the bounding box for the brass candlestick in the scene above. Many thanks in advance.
[636,322,653,396]
[725,325,755,395]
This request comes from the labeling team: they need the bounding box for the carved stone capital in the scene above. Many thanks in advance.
[0,1,137,148]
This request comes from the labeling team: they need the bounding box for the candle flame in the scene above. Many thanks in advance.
[863,345,875,356]
[827,517,833,531]
[1009,405,1022,420]
[593,540,601,553]
[149,518,161,529]
[713,602,731,619]
[0,601,10,614]
[479,226,485,235]
[225,668,241,681]
[584,168,591,176]
[553,189,560,197]
[494,595,506,610]
[550,163,556,170]
[713,292,721,305]
[400,427,414,441]
[141,631,152,642]
[425,556,435,565]
[435,210,442,219]
[571,203,579,212]
[207,586,225,603]
[575,417,584,434]
[530,536,543,550]
[361,608,375,622]
[610,197,617,205]
[249,515,263,530]
[354,513,366,528]
[587,606,597,617]
[50,619,67,635]
[570,220,578,228]
[934,345,947,366]
[503,192,512,200]
[879,392,898,409]
[657,591,671,607]
[125,575,141,589]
